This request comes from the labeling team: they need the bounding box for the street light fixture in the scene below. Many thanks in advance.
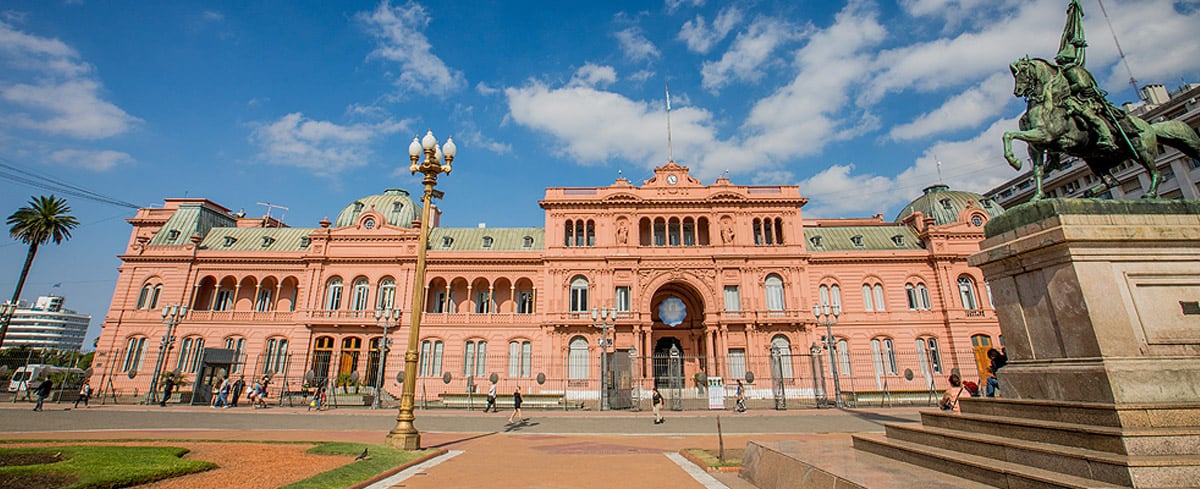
[387,130,455,450]
[372,307,401,409]
[591,307,613,411]
[812,304,842,408]
[146,304,187,405]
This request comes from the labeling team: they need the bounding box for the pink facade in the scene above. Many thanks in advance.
[95,162,1003,405]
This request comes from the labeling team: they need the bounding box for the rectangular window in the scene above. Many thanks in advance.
[434,292,446,313]
[728,349,747,379]
[724,286,740,312]
[615,286,631,312]
[215,289,233,311]
[464,342,476,377]
[255,289,272,312]
[475,292,491,314]
[521,341,532,377]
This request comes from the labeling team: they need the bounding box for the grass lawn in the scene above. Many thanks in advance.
[0,445,215,489]
[282,442,432,489]
[685,447,743,468]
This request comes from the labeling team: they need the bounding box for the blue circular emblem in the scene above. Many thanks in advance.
[658,297,686,327]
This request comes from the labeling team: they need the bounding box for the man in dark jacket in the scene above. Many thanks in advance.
[33,378,53,411]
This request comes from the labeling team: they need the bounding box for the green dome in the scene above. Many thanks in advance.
[894,184,1004,226]
[334,188,420,228]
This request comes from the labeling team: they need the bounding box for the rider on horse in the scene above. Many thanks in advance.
[1053,0,1123,153]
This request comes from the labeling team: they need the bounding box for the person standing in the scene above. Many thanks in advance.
[230,376,246,407]
[483,382,497,413]
[74,380,92,408]
[33,378,53,412]
[735,379,747,413]
[160,375,175,407]
[508,385,525,423]
[651,387,664,424]
[985,348,1008,397]
[212,376,231,408]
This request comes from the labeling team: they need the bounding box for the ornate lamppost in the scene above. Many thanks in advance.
[812,304,842,408]
[387,130,455,450]
[372,307,401,409]
[591,307,612,411]
[145,304,187,405]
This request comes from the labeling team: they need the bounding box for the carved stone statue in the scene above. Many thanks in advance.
[1001,1,1200,200]
[720,220,735,245]
[615,220,628,245]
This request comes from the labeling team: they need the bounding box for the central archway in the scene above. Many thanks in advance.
[645,280,709,391]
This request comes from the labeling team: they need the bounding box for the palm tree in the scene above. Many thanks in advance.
[1,195,79,349]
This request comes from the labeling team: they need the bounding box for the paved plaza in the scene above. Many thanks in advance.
[0,403,928,488]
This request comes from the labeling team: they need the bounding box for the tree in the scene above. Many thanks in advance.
[1,195,79,349]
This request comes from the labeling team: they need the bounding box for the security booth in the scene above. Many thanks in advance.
[190,348,236,406]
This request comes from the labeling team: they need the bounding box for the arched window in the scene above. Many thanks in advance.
[264,337,288,374]
[570,276,589,312]
[770,335,793,378]
[351,278,370,310]
[836,338,852,377]
[567,336,590,379]
[311,336,334,379]
[916,337,943,378]
[149,285,162,310]
[905,284,920,310]
[862,285,874,311]
[653,218,666,246]
[339,337,362,376]
[870,337,898,381]
[508,340,532,377]
[225,336,246,373]
[377,278,396,310]
[464,340,487,378]
[873,284,885,311]
[958,275,979,310]
[819,284,842,309]
[325,278,344,310]
[682,218,695,246]
[765,274,785,313]
[136,284,152,309]
[419,339,444,376]
[668,218,681,246]
[122,336,147,372]
[176,336,205,374]
[564,220,573,247]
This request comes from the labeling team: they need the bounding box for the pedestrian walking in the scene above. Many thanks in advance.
[74,380,92,408]
[985,348,1008,397]
[735,379,747,413]
[257,375,271,408]
[230,376,246,407]
[507,385,525,423]
[651,387,664,424]
[212,376,231,408]
[32,378,53,412]
[160,376,175,407]
[483,382,497,413]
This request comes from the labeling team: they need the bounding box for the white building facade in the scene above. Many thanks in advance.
[5,296,91,351]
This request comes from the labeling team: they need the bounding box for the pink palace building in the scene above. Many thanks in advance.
[95,162,1004,408]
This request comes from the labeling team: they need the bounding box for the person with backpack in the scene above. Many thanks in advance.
[940,373,968,413]
[74,380,92,408]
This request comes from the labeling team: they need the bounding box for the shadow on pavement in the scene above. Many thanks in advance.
[425,431,499,449]
[838,408,921,426]
[502,421,540,433]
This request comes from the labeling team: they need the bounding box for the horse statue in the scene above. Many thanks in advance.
[1001,57,1200,200]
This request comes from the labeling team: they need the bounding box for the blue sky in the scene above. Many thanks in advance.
[2,0,1198,350]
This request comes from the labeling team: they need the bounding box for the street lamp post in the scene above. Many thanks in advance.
[387,130,455,450]
[146,305,187,405]
[373,307,400,409]
[591,307,612,411]
[812,304,842,408]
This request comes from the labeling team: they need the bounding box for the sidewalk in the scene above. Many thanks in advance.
[0,404,925,488]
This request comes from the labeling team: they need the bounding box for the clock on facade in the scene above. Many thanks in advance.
[667,174,678,185]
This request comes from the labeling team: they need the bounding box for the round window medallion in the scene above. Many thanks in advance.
[970,215,984,227]
[363,218,376,229]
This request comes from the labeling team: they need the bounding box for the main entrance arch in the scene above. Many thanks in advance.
[641,279,711,390]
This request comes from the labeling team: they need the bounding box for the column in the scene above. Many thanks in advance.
[705,326,716,376]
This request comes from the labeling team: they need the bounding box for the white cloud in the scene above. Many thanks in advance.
[1085,0,1200,91]
[665,0,705,13]
[569,63,618,88]
[889,72,1014,141]
[615,27,660,62]
[475,82,500,96]
[678,6,743,54]
[47,149,134,171]
[0,21,139,139]
[358,1,464,97]
[250,112,408,176]
[742,2,886,161]
[700,17,798,92]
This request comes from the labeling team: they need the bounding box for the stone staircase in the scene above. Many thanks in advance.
[852,398,1200,488]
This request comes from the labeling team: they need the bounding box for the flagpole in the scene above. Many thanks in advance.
[666,83,674,163]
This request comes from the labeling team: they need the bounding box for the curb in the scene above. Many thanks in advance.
[347,447,449,489]
[678,448,741,473]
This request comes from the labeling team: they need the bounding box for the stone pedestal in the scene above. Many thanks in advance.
[969,199,1200,406]
[847,200,1200,488]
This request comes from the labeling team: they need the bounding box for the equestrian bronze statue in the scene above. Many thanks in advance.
[1001,0,1200,200]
